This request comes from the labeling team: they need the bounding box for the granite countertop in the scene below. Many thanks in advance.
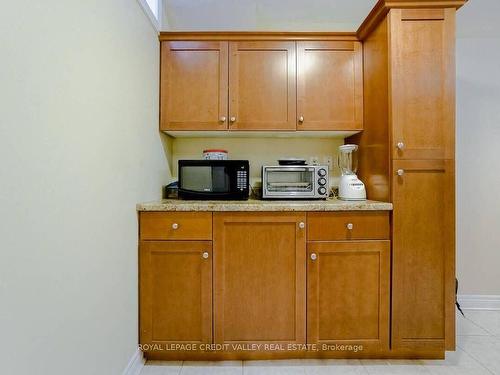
[137,198,393,212]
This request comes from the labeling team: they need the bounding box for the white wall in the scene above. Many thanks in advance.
[456,1,500,295]
[0,1,168,374]
[162,0,375,31]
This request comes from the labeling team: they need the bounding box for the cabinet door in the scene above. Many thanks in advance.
[390,9,455,159]
[392,159,455,350]
[213,212,306,345]
[140,241,212,345]
[307,241,390,351]
[228,41,296,130]
[160,41,228,131]
[297,41,363,131]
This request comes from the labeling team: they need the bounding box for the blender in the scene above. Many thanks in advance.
[338,144,366,201]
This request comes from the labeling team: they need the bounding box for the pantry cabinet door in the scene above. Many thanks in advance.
[228,41,296,130]
[297,41,363,131]
[213,212,306,346]
[160,41,228,131]
[140,241,213,346]
[307,241,390,351]
[390,9,455,160]
[392,159,455,350]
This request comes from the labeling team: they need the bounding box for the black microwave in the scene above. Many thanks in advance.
[178,160,250,200]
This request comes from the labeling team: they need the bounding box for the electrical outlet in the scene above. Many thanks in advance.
[324,156,334,171]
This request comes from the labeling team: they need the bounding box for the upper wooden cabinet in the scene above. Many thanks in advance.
[160,41,228,131]
[213,212,306,345]
[229,41,296,130]
[297,41,363,131]
[390,9,455,160]
[159,36,364,133]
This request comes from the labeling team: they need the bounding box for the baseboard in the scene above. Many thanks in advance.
[458,294,500,310]
[123,348,145,375]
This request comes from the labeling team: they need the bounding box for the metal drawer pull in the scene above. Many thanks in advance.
[346,223,354,230]
[299,222,305,229]
[397,142,405,150]
[202,252,209,259]
[310,253,317,261]
[172,223,179,229]
[397,169,405,176]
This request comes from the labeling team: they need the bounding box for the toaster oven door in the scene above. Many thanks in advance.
[263,167,315,197]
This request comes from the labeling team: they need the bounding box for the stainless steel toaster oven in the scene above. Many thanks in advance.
[261,165,329,199]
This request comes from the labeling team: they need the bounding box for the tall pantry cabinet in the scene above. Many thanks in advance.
[350,2,463,353]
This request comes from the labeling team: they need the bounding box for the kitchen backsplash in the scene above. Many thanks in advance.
[170,137,344,187]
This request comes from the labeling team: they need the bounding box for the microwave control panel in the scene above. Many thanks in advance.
[236,169,248,191]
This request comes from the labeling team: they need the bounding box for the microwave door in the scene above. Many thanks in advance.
[180,165,231,193]
[180,166,213,192]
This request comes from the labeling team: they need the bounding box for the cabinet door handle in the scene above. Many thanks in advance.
[397,169,405,176]
[230,116,236,123]
[397,142,405,150]
[346,223,354,230]
[310,253,317,261]
[171,223,179,230]
[220,116,226,123]
[299,222,305,229]
[298,116,304,123]
[202,252,209,259]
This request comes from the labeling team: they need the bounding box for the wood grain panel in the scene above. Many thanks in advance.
[390,9,455,160]
[347,18,391,202]
[297,41,363,131]
[307,212,390,241]
[213,212,306,345]
[228,41,296,130]
[308,241,390,350]
[140,241,212,344]
[140,212,212,240]
[160,41,228,131]
[392,159,455,350]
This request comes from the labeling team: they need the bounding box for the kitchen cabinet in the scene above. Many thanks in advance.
[139,241,213,345]
[391,159,455,350]
[159,36,364,133]
[307,211,389,241]
[307,241,390,350]
[228,41,296,130]
[350,1,461,353]
[138,208,393,359]
[160,41,228,131]
[297,41,363,131]
[390,9,455,160]
[213,212,306,345]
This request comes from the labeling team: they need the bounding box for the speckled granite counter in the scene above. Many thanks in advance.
[137,198,392,212]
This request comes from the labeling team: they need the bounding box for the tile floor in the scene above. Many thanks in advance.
[140,310,500,375]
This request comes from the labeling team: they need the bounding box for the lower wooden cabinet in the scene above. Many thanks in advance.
[307,241,390,350]
[139,241,213,345]
[392,159,455,350]
[213,212,306,345]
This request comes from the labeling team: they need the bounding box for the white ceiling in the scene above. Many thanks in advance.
[161,0,494,38]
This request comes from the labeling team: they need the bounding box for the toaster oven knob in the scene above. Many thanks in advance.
[317,186,327,195]
[317,168,327,177]
[318,177,327,186]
